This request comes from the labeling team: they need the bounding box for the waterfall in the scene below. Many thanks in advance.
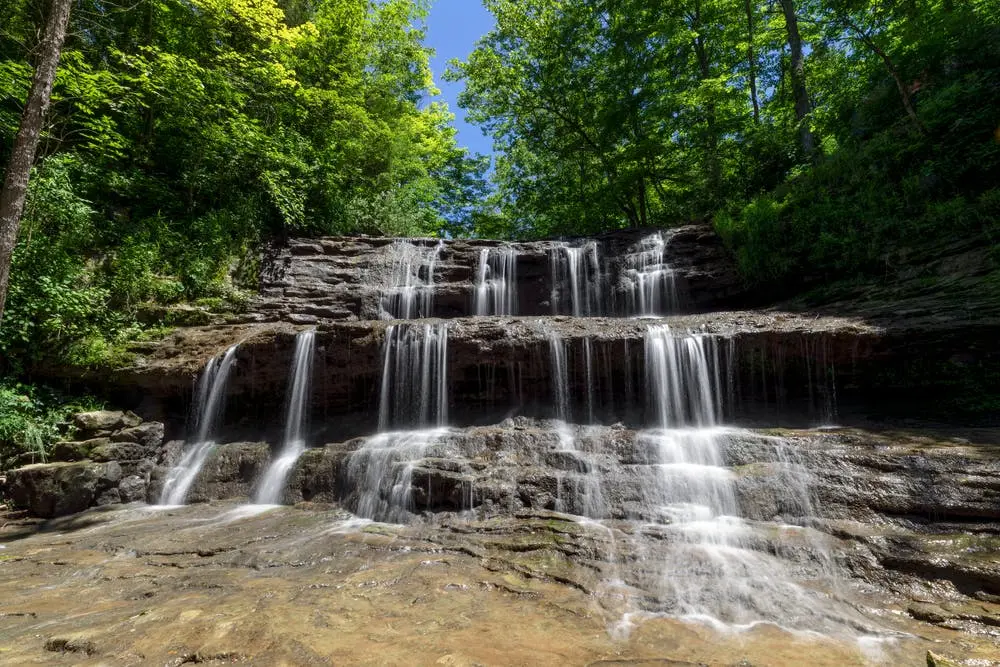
[546,329,605,518]
[548,330,571,423]
[474,246,518,316]
[158,345,239,505]
[636,325,851,630]
[381,240,444,319]
[253,329,315,505]
[378,322,449,430]
[349,323,451,521]
[551,241,603,316]
[623,232,678,316]
[644,326,722,428]
[347,428,449,523]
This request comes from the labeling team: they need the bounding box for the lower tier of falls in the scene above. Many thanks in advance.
[145,319,916,641]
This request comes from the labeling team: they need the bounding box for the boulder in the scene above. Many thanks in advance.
[50,438,110,462]
[111,421,165,449]
[183,442,270,503]
[73,411,142,433]
[7,462,101,518]
[91,442,154,463]
[119,475,148,503]
[96,488,122,506]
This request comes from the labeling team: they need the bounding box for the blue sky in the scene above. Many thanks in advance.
[426,0,495,156]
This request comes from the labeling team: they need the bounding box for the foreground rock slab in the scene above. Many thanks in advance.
[0,503,994,666]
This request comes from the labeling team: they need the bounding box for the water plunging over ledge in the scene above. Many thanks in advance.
[474,246,518,316]
[624,325,867,633]
[348,322,455,522]
[381,240,444,319]
[254,329,315,505]
[551,240,604,316]
[158,344,239,505]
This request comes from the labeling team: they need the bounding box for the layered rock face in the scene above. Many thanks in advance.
[250,225,745,324]
[3,225,999,665]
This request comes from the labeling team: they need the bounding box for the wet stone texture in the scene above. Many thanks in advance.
[2,425,999,665]
[0,498,995,667]
[4,228,999,665]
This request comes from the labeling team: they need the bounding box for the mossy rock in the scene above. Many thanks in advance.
[927,651,961,667]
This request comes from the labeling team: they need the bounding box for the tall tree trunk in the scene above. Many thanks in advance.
[779,0,814,156]
[745,0,760,123]
[692,0,721,200]
[0,0,73,324]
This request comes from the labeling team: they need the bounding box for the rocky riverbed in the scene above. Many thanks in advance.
[2,425,998,666]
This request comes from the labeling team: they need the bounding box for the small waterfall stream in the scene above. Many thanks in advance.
[623,232,678,316]
[349,322,452,521]
[254,329,315,505]
[158,345,239,505]
[381,240,444,319]
[551,241,603,316]
[474,246,518,316]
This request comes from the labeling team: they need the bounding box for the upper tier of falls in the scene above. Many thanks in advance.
[247,225,745,324]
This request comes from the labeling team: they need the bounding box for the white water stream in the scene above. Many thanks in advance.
[254,329,315,505]
[158,345,239,505]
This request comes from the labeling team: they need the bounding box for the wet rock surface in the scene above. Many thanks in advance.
[1,497,996,666]
[5,412,165,517]
[5,228,999,664]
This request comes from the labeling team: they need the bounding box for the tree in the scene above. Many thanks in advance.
[778,0,815,156]
[0,0,73,324]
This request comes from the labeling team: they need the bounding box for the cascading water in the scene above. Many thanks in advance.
[253,329,315,505]
[474,246,518,316]
[158,345,239,505]
[551,241,603,316]
[381,240,444,319]
[622,232,678,316]
[348,322,452,521]
[546,330,605,518]
[632,325,866,633]
[378,322,449,430]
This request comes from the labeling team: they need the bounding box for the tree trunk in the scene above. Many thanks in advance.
[692,0,721,199]
[840,15,927,135]
[745,0,760,123]
[0,0,73,324]
[779,0,814,156]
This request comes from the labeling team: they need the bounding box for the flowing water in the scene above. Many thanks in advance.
[551,241,603,316]
[622,232,678,316]
[474,246,518,316]
[546,329,606,519]
[158,345,239,505]
[624,325,867,634]
[381,240,444,319]
[378,322,449,430]
[349,322,452,521]
[254,329,315,505]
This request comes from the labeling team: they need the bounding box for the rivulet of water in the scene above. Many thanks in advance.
[158,345,239,505]
[254,329,315,505]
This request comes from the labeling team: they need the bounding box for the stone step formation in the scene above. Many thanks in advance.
[3,226,999,664]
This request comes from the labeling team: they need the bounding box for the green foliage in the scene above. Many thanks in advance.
[1,0,488,371]
[453,0,1000,290]
[0,382,103,469]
